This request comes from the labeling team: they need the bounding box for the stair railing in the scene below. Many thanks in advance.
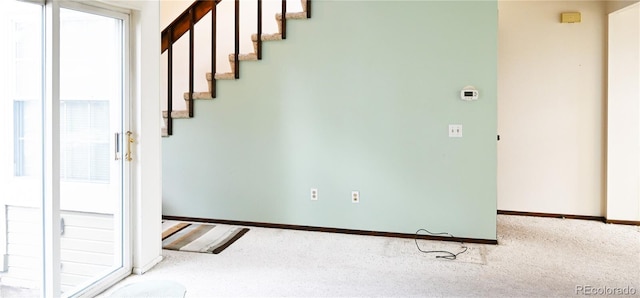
[161,0,307,136]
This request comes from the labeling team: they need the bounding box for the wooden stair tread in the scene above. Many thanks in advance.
[251,33,283,42]
[207,72,235,80]
[228,53,258,61]
[276,12,308,20]
[183,92,213,100]
[162,110,190,119]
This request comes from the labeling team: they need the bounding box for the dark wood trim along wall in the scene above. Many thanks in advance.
[498,210,640,226]
[162,211,637,247]
[163,215,499,245]
[606,219,640,225]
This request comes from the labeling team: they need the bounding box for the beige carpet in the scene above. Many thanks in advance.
[109,280,185,298]
[100,215,640,297]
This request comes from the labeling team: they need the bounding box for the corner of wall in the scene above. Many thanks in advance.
[127,0,163,273]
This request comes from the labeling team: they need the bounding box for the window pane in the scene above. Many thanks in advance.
[90,143,110,181]
[60,101,110,183]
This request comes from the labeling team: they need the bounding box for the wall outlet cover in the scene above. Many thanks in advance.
[352,191,360,203]
[449,124,463,138]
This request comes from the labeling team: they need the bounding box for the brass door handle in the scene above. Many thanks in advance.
[125,131,135,162]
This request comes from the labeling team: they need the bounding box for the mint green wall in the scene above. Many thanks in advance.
[163,1,498,240]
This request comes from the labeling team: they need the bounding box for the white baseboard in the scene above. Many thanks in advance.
[132,255,163,275]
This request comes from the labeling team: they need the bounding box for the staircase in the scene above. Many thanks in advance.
[161,0,311,137]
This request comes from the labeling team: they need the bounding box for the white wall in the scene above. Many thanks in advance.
[129,1,163,274]
[607,2,640,222]
[498,1,607,216]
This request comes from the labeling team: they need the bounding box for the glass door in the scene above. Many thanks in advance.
[58,3,130,297]
[1,1,131,296]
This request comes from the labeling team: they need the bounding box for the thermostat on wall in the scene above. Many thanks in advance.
[460,86,479,101]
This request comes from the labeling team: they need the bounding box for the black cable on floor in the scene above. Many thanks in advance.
[414,228,468,260]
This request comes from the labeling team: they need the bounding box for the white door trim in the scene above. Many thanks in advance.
[43,0,62,296]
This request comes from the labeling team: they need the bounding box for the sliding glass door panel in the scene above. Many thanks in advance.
[1,2,131,295]
[58,5,129,296]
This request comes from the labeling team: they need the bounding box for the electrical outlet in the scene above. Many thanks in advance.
[351,191,360,203]
[310,188,318,201]
[448,124,463,138]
